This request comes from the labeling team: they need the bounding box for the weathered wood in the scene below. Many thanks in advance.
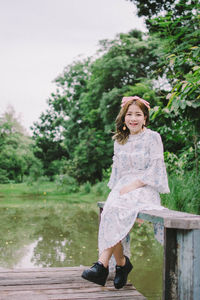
[0,267,146,300]
[162,228,178,299]
[163,228,200,300]
[98,201,200,300]
[97,202,200,229]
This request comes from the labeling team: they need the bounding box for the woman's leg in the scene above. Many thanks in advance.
[98,241,125,267]
[82,241,132,288]
[112,241,133,289]
[81,248,111,286]
[98,247,114,267]
[113,242,126,266]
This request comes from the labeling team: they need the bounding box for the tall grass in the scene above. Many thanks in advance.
[161,170,200,214]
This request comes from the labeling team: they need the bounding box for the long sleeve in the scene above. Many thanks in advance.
[107,141,120,189]
[139,132,170,194]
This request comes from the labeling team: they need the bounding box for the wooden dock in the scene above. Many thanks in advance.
[0,267,146,300]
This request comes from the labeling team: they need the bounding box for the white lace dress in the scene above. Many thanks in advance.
[98,128,170,258]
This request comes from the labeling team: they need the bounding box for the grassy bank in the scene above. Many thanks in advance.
[0,170,199,214]
[0,180,109,211]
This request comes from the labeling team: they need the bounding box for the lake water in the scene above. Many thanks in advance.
[0,200,163,300]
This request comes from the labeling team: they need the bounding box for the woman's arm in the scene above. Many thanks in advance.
[120,179,146,195]
[107,141,120,189]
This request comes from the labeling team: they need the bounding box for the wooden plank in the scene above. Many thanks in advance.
[0,280,136,291]
[137,211,164,226]
[0,273,80,280]
[0,296,145,300]
[140,210,200,229]
[0,267,84,273]
[97,202,200,229]
[163,228,200,300]
[162,228,178,300]
[37,295,144,300]
[0,296,139,300]
[193,230,200,300]
[0,288,144,296]
[0,290,146,299]
[0,294,145,300]
[0,285,138,292]
[177,229,193,299]
[177,229,200,300]
[0,267,146,300]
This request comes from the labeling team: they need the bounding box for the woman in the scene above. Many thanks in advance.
[82,96,170,289]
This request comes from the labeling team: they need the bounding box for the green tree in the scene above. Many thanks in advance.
[150,2,200,173]
[32,30,163,183]
[128,0,199,20]
[129,0,200,173]
[32,58,90,178]
[31,109,68,179]
[0,106,40,183]
[128,0,175,17]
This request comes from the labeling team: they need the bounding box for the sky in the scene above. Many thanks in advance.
[0,0,146,134]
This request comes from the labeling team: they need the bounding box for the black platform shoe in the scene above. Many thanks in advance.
[114,256,133,289]
[81,261,109,286]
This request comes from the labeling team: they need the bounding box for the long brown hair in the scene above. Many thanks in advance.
[113,99,150,144]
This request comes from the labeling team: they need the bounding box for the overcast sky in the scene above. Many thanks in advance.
[0,0,146,134]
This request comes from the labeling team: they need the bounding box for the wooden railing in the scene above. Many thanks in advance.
[98,202,200,300]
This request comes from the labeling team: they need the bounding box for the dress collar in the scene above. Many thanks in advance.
[128,128,148,141]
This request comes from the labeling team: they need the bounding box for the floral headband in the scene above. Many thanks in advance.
[121,96,150,110]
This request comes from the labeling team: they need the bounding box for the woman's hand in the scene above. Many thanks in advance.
[120,180,145,195]
[120,184,135,195]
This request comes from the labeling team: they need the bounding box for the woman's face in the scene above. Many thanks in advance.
[124,103,146,135]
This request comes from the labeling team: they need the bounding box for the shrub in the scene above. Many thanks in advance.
[0,169,9,184]
[55,174,79,194]
[92,181,110,197]
[80,181,92,194]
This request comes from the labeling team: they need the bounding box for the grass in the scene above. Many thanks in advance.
[161,170,200,214]
[0,180,109,211]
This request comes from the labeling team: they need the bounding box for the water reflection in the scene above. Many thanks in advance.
[16,241,38,268]
[0,205,99,268]
[0,203,163,300]
[129,222,163,300]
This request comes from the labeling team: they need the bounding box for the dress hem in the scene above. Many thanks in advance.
[99,212,138,256]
